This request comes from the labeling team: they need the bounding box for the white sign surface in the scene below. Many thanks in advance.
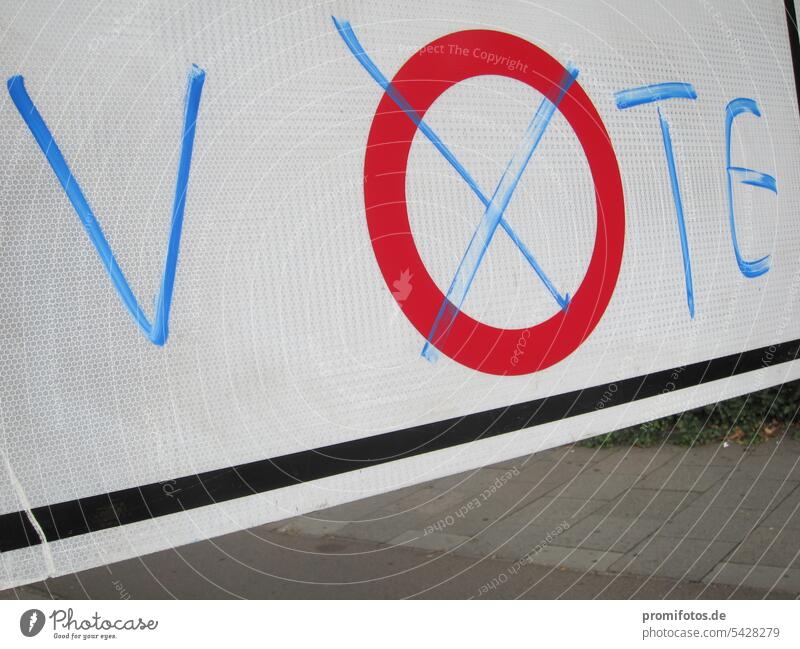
[1,0,799,588]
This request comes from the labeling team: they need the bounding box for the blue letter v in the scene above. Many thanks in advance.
[6,65,205,346]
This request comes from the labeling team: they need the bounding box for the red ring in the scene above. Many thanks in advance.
[364,30,625,375]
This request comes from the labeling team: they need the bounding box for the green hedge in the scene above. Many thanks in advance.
[581,380,800,448]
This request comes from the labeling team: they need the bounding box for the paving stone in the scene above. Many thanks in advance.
[0,585,54,600]
[692,477,799,511]
[635,462,731,492]
[562,446,606,462]
[513,459,589,487]
[334,510,430,545]
[774,438,800,454]
[704,562,800,595]
[425,468,491,492]
[429,509,503,539]
[677,443,747,467]
[375,486,472,515]
[432,494,541,538]
[265,487,430,533]
[725,526,800,568]
[731,458,800,483]
[388,530,472,553]
[406,487,545,539]
[457,520,575,563]
[304,494,395,522]
[417,476,561,527]
[426,465,547,496]
[610,537,737,582]
[594,488,699,521]
[553,514,662,553]
[592,445,678,475]
[335,482,560,547]
[275,515,351,537]
[519,446,599,466]
[743,438,798,457]
[501,495,609,528]
[403,488,472,516]
[527,446,580,463]
[725,452,800,480]
[519,544,624,573]
[554,471,638,501]
[659,505,768,543]
[483,483,565,519]
[761,486,800,530]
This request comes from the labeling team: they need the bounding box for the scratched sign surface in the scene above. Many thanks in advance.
[1,0,799,587]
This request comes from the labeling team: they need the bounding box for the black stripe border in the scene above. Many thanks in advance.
[2,337,799,553]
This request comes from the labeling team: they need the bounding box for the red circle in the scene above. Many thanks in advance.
[364,30,625,375]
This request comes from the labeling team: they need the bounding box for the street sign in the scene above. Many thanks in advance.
[1,0,799,588]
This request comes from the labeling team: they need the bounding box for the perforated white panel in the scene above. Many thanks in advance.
[1,0,799,588]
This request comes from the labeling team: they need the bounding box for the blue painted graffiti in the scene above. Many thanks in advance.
[5,23,782,350]
[725,97,777,278]
[6,65,206,345]
[615,82,697,109]
[421,65,578,361]
[658,108,696,319]
[333,16,573,361]
[333,18,571,316]
[616,82,697,318]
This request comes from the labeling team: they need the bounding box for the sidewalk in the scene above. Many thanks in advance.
[3,438,799,599]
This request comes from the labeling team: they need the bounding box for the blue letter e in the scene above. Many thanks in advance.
[725,98,777,278]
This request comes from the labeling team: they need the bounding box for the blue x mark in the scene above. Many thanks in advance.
[334,18,575,361]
